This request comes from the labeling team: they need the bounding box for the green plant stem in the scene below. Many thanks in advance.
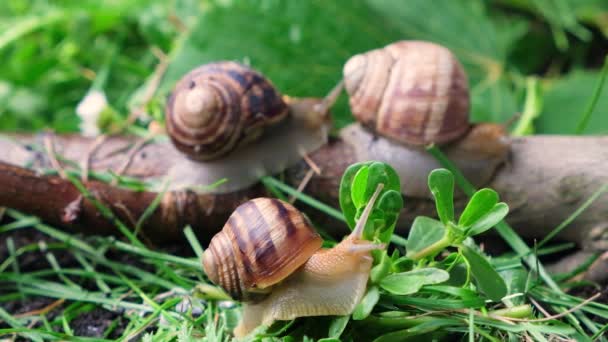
[408,234,452,260]
[489,304,533,319]
[575,55,608,134]
[512,76,542,136]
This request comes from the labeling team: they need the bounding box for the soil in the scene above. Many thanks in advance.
[0,228,185,339]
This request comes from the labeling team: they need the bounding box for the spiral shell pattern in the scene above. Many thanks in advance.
[343,41,470,146]
[202,198,323,301]
[166,61,288,161]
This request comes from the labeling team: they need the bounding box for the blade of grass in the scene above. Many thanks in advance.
[537,183,608,248]
[0,216,40,232]
[73,252,112,293]
[575,55,608,134]
[0,327,112,341]
[184,226,204,261]
[115,271,179,326]
[134,179,169,236]
[120,297,182,341]
[552,252,601,282]
[66,174,143,247]
[112,240,201,269]
[44,248,82,290]
[6,209,98,255]
[468,309,474,342]
[261,176,345,221]
[0,306,44,342]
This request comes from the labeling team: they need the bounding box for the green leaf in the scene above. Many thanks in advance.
[458,188,498,227]
[340,161,402,243]
[371,252,392,284]
[367,162,390,198]
[423,285,482,303]
[352,286,380,320]
[372,319,453,342]
[500,268,529,306]
[380,268,449,295]
[461,245,507,301]
[405,217,445,258]
[392,257,414,273]
[327,315,350,338]
[445,263,468,288]
[161,0,403,128]
[351,165,370,209]
[378,190,404,215]
[537,70,608,134]
[466,203,509,236]
[428,169,454,224]
[339,163,366,229]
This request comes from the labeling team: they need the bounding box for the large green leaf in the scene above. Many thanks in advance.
[458,188,499,227]
[428,169,454,224]
[160,0,403,128]
[537,70,608,134]
[405,216,445,258]
[461,245,507,301]
[380,268,449,296]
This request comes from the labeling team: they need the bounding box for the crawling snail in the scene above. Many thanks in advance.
[202,184,385,337]
[338,41,511,197]
[165,61,342,193]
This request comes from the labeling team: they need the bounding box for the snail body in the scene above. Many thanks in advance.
[165,61,341,193]
[203,185,384,337]
[340,123,509,198]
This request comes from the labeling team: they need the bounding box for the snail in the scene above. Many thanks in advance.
[202,184,385,337]
[164,61,342,193]
[339,41,511,197]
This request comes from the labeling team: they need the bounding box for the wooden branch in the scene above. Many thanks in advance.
[1,128,607,249]
[0,161,264,243]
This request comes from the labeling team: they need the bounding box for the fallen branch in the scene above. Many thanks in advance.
[1,126,607,251]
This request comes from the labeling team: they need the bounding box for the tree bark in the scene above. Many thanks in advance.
[1,128,607,250]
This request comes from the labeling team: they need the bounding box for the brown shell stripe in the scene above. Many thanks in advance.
[268,198,297,237]
[436,58,470,142]
[241,72,287,124]
[351,50,394,128]
[209,228,243,299]
[229,200,280,283]
[167,68,242,156]
[374,46,442,144]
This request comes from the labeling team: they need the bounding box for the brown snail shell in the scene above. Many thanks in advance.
[202,197,323,301]
[166,61,288,161]
[203,185,385,338]
[343,40,470,146]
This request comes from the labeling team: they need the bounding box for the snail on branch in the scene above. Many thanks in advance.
[165,61,342,193]
[202,184,385,337]
[338,41,511,197]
